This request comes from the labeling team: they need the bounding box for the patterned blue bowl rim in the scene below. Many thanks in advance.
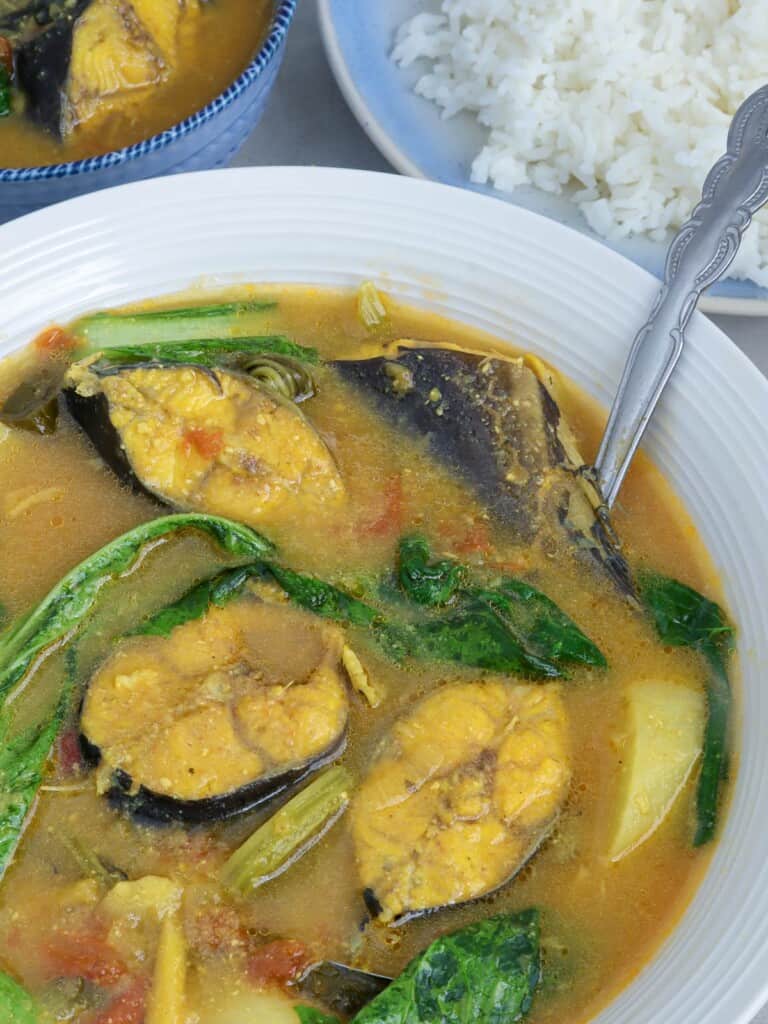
[0,0,298,182]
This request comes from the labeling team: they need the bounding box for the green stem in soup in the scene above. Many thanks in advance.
[638,572,734,846]
[222,766,354,897]
[295,910,541,1024]
[58,830,126,888]
[0,971,37,1024]
[71,301,279,351]
[356,282,389,330]
[695,659,731,846]
[87,336,319,372]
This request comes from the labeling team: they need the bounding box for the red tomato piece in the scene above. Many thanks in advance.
[247,939,310,988]
[360,474,403,537]
[91,978,149,1024]
[33,327,76,356]
[452,521,493,556]
[0,36,12,76]
[182,427,224,459]
[55,729,83,775]
[44,926,125,985]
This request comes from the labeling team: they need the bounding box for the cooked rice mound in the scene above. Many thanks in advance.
[393,1,768,285]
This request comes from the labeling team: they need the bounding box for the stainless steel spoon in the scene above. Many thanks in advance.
[594,83,768,509]
[297,87,768,1020]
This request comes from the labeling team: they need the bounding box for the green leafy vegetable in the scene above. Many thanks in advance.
[267,556,601,679]
[0,368,62,435]
[71,301,277,351]
[476,579,607,670]
[0,644,77,880]
[117,538,603,692]
[638,572,734,846]
[0,690,71,885]
[133,565,258,637]
[139,562,410,663]
[90,336,318,370]
[0,971,37,1024]
[295,1009,341,1024]
[294,911,540,1024]
[0,514,272,880]
[412,600,561,678]
[0,514,272,703]
[266,566,379,629]
[264,564,559,675]
[397,535,466,607]
[0,67,10,119]
[394,537,605,676]
[222,766,353,896]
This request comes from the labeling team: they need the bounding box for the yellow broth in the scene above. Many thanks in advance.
[0,287,730,1024]
[0,0,271,168]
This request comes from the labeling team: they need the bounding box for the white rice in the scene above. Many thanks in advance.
[393,1,768,285]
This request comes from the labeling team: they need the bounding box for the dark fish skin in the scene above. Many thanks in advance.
[336,348,536,534]
[0,2,54,34]
[13,0,91,134]
[64,386,159,502]
[79,730,348,826]
[294,961,391,1018]
[334,347,636,602]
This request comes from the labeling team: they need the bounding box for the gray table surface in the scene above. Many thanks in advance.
[237,6,767,1021]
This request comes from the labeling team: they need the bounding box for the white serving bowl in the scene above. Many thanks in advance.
[0,167,766,1024]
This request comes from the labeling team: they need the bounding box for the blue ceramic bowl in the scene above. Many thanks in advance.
[0,0,297,223]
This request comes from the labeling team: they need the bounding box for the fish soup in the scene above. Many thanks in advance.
[0,0,272,167]
[0,286,735,1024]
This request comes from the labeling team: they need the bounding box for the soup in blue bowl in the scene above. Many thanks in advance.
[0,0,297,221]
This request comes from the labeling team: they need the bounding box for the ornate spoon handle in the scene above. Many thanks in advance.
[594,84,768,509]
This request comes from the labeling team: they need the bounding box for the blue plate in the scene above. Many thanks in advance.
[319,0,768,314]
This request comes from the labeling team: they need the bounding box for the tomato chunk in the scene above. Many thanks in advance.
[247,939,310,987]
[55,729,83,775]
[452,521,492,555]
[91,978,149,1024]
[183,426,225,459]
[44,925,125,985]
[360,474,403,537]
[33,327,76,356]
[0,36,12,76]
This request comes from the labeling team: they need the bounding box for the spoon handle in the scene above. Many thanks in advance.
[594,84,768,509]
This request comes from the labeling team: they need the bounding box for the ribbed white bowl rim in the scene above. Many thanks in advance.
[0,167,766,1024]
